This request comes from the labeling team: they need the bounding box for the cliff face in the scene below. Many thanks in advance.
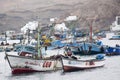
[0,0,120,32]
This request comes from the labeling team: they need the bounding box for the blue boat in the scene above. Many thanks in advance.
[13,44,37,56]
[5,47,11,52]
[76,42,105,55]
[51,40,105,55]
[0,47,3,52]
[109,35,120,40]
[105,46,120,56]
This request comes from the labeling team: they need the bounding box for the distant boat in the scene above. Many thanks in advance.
[78,42,105,55]
[67,42,105,55]
[70,17,105,55]
[52,39,105,55]
[61,54,105,72]
[0,47,3,52]
[109,34,120,40]
[105,46,120,56]
[13,44,37,56]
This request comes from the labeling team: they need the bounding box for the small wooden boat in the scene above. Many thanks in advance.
[61,54,105,72]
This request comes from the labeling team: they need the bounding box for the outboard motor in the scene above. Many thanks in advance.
[96,54,104,60]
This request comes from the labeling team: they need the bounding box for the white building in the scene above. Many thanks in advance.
[54,22,69,31]
[110,16,120,31]
[5,30,15,37]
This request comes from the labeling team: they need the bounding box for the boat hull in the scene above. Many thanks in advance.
[6,55,62,74]
[12,68,39,74]
[62,58,105,72]
[105,46,120,56]
[70,42,104,55]
[73,50,103,55]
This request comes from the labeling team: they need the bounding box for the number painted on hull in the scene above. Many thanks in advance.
[43,61,52,68]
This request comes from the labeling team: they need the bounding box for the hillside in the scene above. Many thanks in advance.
[0,0,120,32]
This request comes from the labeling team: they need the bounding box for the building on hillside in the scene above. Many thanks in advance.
[110,16,120,31]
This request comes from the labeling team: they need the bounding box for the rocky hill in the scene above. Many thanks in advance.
[0,0,120,32]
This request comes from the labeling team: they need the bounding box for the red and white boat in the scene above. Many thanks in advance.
[6,54,62,74]
[61,56,105,72]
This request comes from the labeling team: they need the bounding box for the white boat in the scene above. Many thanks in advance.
[61,55,105,72]
[5,27,63,74]
[5,53,62,74]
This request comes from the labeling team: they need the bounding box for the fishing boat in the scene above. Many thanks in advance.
[77,42,105,55]
[64,41,105,55]
[5,54,62,74]
[51,39,105,55]
[70,17,105,55]
[13,44,37,56]
[5,27,62,74]
[109,33,120,40]
[61,54,105,72]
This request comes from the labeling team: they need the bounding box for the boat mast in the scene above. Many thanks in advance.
[27,29,30,44]
[37,24,42,58]
[89,21,93,43]
[87,16,97,43]
[5,32,7,44]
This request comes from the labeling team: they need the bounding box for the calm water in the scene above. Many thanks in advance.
[0,52,120,80]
